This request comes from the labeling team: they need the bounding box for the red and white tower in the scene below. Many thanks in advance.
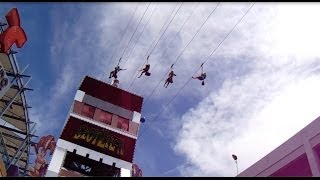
[45,76,144,177]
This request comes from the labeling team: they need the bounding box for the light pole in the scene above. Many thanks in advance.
[232,154,238,176]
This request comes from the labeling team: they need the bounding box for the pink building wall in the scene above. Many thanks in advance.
[238,115,320,177]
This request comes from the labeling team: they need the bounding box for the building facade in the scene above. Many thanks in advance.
[45,76,144,177]
[238,116,320,177]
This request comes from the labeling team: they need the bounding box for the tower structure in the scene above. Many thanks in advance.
[0,8,36,177]
[46,76,144,177]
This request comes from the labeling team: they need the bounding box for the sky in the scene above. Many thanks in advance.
[1,2,320,177]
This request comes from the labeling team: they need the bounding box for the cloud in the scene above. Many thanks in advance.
[174,61,320,176]
[20,2,320,177]
[172,3,320,177]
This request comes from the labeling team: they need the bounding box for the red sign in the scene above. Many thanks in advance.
[79,76,143,113]
[60,116,136,163]
[0,8,27,54]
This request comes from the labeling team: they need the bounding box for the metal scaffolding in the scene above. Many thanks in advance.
[0,23,37,176]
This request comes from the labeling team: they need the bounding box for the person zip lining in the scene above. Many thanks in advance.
[109,58,126,79]
[138,55,151,78]
[192,63,206,86]
[164,64,176,88]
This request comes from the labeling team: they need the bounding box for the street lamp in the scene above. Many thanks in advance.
[232,154,238,176]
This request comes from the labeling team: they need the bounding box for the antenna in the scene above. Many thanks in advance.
[232,154,238,176]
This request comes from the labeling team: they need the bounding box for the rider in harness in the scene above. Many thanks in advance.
[138,64,151,78]
[192,72,206,85]
[138,55,151,78]
[109,65,126,79]
[164,69,177,88]
[192,63,206,86]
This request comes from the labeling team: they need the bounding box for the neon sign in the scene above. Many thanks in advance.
[73,125,124,156]
[0,8,27,54]
[60,116,136,162]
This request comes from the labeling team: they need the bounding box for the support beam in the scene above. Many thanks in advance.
[1,132,24,141]
[0,132,9,164]
[0,64,30,103]
[7,154,27,164]
[5,144,28,154]
[3,114,26,123]
[0,99,25,108]
[12,140,28,166]
[0,77,31,119]
[23,126,36,176]
[6,135,29,170]
[6,72,31,78]
[10,85,33,91]
[1,132,37,143]
[8,64,29,83]
[0,124,29,136]
[302,131,320,176]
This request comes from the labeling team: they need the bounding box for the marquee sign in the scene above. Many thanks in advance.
[60,116,136,163]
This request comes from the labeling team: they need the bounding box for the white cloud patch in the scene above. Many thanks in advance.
[173,3,320,177]
[22,2,320,177]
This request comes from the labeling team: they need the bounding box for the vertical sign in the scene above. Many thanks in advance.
[0,8,27,54]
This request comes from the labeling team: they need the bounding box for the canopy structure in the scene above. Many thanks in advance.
[0,21,36,176]
[0,51,37,176]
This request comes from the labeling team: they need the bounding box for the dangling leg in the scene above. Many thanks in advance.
[166,78,173,88]
[109,71,114,78]
[202,80,205,86]
[164,80,169,88]
[138,70,145,78]
[165,82,170,88]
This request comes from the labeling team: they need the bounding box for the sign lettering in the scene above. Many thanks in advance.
[60,116,136,162]
[73,125,124,156]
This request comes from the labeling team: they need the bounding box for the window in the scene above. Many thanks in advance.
[73,101,84,114]
[98,110,112,125]
[129,121,139,135]
[116,116,129,131]
[81,104,95,119]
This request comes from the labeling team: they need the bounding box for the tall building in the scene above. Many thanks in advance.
[238,115,320,177]
[46,76,144,177]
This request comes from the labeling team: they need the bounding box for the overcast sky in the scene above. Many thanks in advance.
[1,2,320,177]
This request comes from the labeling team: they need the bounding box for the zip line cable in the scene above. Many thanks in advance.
[148,2,184,57]
[126,3,181,89]
[140,3,220,105]
[134,2,200,95]
[117,2,152,66]
[122,3,159,66]
[138,2,256,141]
[104,3,139,74]
[202,3,256,66]
[126,2,184,90]
[143,3,182,60]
